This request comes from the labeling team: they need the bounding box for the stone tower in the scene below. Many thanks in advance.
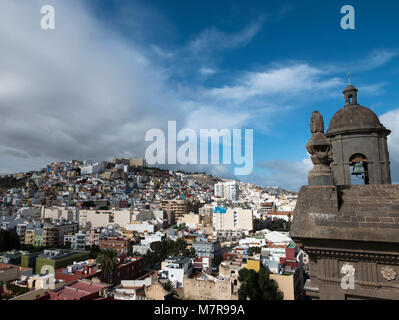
[326,84,391,185]
[290,83,399,300]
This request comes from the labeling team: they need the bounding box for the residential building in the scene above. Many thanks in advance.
[85,229,100,247]
[98,237,130,255]
[214,181,239,201]
[41,279,111,300]
[192,239,221,259]
[43,221,78,247]
[161,200,189,219]
[213,207,253,233]
[159,256,193,288]
[64,231,87,250]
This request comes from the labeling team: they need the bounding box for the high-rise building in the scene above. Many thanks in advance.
[214,181,239,201]
[212,207,253,232]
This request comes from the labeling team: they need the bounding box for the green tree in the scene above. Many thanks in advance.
[5,282,30,296]
[162,281,179,299]
[132,251,142,257]
[212,256,224,270]
[248,247,262,256]
[174,238,187,256]
[97,249,119,284]
[238,268,283,300]
[87,245,101,259]
[0,228,20,251]
[143,239,196,269]
[268,218,290,232]
[185,247,197,259]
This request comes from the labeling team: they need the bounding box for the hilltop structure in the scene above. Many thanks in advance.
[291,83,399,300]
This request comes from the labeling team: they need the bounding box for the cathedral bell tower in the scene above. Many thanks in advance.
[325,84,391,185]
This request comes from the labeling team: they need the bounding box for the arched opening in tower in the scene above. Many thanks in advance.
[349,153,369,185]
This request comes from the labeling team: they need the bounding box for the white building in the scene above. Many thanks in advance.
[214,182,224,198]
[80,162,105,175]
[64,231,87,250]
[159,256,193,288]
[125,222,155,233]
[213,207,253,233]
[141,231,164,246]
[214,181,239,201]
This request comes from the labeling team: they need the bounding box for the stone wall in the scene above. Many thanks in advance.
[183,278,237,300]
[291,184,399,243]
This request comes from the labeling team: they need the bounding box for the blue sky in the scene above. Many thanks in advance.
[1,0,399,190]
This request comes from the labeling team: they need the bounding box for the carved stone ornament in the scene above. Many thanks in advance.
[306,111,333,185]
[341,263,355,277]
[381,266,396,281]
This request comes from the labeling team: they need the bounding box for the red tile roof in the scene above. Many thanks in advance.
[55,273,81,284]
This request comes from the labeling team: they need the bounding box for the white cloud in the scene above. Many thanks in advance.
[357,49,399,71]
[0,0,185,171]
[380,109,399,183]
[204,64,343,102]
[151,45,175,59]
[187,18,265,54]
[199,67,217,76]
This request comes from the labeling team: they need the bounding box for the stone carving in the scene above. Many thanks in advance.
[306,111,333,185]
[341,263,355,277]
[340,263,355,290]
[381,266,396,281]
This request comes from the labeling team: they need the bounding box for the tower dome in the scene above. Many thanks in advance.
[326,84,390,136]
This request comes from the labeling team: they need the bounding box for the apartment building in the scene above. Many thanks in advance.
[24,228,36,246]
[16,224,28,245]
[214,181,239,201]
[80,162,105,175]
[161,200,189,219]
[78,210,113,228]
[64,231,87,250]
[213,207,253,233]
[99,237,130,255]
[192,239,221,259]
[86,229,100,247]
[42,207,77,221]
[43,222,78,247]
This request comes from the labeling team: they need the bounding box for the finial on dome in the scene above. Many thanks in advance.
[347,72,351,85]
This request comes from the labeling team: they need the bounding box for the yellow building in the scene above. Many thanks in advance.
[24,229,35,246]
[246,259,261,272]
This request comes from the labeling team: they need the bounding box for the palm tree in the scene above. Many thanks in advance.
[97,249,119,284]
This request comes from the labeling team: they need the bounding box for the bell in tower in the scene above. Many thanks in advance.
[325,83,391,185]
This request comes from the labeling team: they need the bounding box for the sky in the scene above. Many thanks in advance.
[1,0,399,191]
